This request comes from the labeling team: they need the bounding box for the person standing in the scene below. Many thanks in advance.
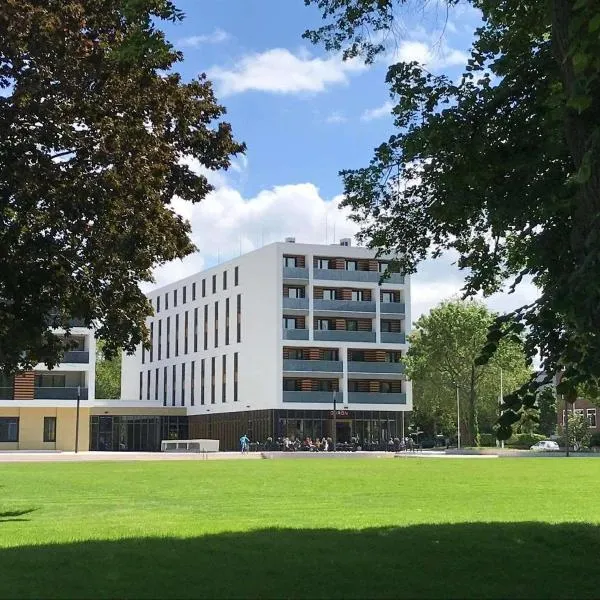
[240,433,250,454]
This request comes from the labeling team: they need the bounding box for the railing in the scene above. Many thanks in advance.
[282,297,309,310]
[283,359,343,372]
[348,392,406,404]
[34,387,88,400]
[313,299,375,313]
[380,302,406,314]
[283,329,309,340]
[314,270,405,284]
[283,266,309,280]
[314,330,376,343]
[62,351,90,364]
[0,387,13,399]
[283,391,337,403]
[380,332,406,344]
[347,361,405,374]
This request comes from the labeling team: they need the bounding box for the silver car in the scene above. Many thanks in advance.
[530,440,560,451]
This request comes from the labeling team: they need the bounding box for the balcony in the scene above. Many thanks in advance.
[314,270,405,284]
[34,387,89,400]
[380,302,405,315]
[348,361,405,374]
[314,330,376,343]
[283,391,336,403]
[313,299,375,314]
[0,387,13,399]
[283,329,309,341]
[62,351,90,364]
[283,266,309,281]
[380,332,406,344]
[348,392,407,405]
[282,297,309,310]
[283,359,342,373]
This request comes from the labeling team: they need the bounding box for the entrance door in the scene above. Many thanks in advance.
[336,420,352,443]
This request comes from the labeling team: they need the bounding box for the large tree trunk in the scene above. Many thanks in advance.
[469,365,480,446]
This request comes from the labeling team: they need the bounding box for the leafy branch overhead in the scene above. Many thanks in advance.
[304,0,600,436]
[0,0,245,373]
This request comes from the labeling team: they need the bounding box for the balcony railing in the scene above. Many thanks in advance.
[282,297,309,310]
[283,266,309,280]
[314,330,376,343]
[348,392,406,404]
[347,361,405,374]
[313,299,375,313]
[34,387,88,400]
[380,302,405,314]
[62,351,90,364]
[283,359,342,373]
[314,269,405,284]
[0,387,13,399]
[283,391,337,403]
[283,329,309,340]
[380,332,406,344]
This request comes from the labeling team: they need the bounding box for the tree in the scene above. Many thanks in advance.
[560,412,591,451]
[0,1,244,373]
[537,387,558,437]
[303,0,600,436]
[95,341,121,399]
[405,300,531,446]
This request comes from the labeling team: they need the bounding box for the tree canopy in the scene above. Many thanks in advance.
[0,0,244,372]
[95,341,121,399]
[405,300,531,445]
[303,0,600,437]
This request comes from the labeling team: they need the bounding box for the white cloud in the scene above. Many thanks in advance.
[390,40,469,69]
[361,100,394,121]
[325,111,347,124]
[207,48,366,96]
[178,28,230,47]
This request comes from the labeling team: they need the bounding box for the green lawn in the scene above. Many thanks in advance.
[1,458,600,599]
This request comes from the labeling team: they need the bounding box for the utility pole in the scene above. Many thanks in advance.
[499,367,505,449]
[332,390,337,452]
[456,383,461,449]
[75,385,81,453]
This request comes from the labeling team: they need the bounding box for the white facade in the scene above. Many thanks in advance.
[122,241,412,415]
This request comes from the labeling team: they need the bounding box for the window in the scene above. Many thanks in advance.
[234,352,238,402]
[288,348,305,360]
[214,301,219,348]
[349,350,365,362]
[191,361,195,406]
[385,351,402,363]
[322,289,336,300]
[315,258,329,269]
[194,307,198,352]
[352,290,366,302]
[283,317,297,330]
[237,294,241,343]
[222,354,227,402]
[225,298,230,345]
[202,279,206,297]
[315,319,330,331]
[204,305,208,350]
[211,357,216,404]
[181,363,185,406]
[184,311,189,354]
[284,256,297,268]
[43,416,56,443]
[174,289,178,307]
[288,287,305,299]
[346,260,357,271]
[348,380,359,392]
[155,368,159,401]
[146,370,151,400]
[149,322,154,362]
[201,359,205,405]
[156,295,161,313]
[322,349,338,361]
[158,320,162,360]
[223,270,227,290]
[0,417,19,442]
[317,379,336,392]
[381,320,392,332]
[381,291,394,303]
[587,408,597,427]
[212,274,216,294]
[163,366,167,407]
[35,374,66,388]
[166,316,171,358]
[139,371,143,400]
[379,262,389,273]
[183,286,187,304]
[172,365,176,406]
[381,381,391,393]
[283,379,300,391]
[165,292,169,310]
[192,282,196,301]
[347,320,358,331]
[234,266,239,286]
[575,408,585,417]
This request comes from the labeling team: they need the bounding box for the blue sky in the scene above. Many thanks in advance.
[151,1,537,322]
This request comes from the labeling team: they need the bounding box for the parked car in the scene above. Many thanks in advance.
[530,440,560,451]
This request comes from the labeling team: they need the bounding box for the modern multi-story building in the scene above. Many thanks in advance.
[121,239,412,450]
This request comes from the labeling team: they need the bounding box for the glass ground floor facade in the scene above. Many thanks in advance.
[189,409,406,451]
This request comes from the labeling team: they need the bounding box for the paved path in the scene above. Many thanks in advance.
[0,451,262,462]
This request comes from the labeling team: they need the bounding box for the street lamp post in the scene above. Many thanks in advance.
[75,385,81,453]
[332,391,337,452]
[456,383,461,450]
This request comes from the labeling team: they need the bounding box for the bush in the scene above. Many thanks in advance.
[478,433,497,447]
[590,433,600,448]
[506,433,546,449]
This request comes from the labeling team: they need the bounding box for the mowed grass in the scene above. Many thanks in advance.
[1,458,600,599]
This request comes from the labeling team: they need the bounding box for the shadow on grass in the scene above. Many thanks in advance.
[0,509,36,522]
[1,522,600,599]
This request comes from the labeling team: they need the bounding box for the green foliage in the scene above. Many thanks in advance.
[0,0,244,373]
[405,300,531,446]
[95,341,121,399]
[506,433,546,449]
[478,433,497,447]
[589,432,600,447]
[303,0,600,434]
[537,387,558,436]
[559,412,591,450]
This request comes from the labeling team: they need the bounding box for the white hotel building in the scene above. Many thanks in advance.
[121,239,412,450]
